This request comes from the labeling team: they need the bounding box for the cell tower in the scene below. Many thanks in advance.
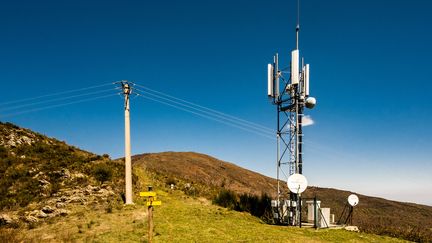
[267,5,317,226]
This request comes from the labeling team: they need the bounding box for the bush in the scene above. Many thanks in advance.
[213,190,273,223]
[92,164,113,184]
[213,189,238,210]
[166,177,176,186]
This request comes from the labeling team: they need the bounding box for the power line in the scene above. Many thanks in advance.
[137,93,275,140]
[0,82,114,107]
[135,88,274,137]
[0,93,117,118]
[0,88,117,112]
[134,83,274,133]
[1,80,277,140]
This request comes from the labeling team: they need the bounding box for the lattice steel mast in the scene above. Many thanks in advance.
[267,10,316,226]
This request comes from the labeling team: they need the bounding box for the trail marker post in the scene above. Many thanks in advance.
[140,186,162,243]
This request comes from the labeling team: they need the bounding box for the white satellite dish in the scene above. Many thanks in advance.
[287,174,308,194]
[348,194,359,207]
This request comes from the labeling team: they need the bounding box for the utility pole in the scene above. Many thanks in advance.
[121,80,133,205]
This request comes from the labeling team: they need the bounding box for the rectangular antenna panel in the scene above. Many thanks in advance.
[291,50,299,85]
[267,64,274,97]
[304,64,310,96]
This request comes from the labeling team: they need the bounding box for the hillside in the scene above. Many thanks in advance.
[0,122,125,225]
[2,185,408,242]
[132,152,281,197]
[133,152,432,242]
[0,122,430,242]
[0,154,406,242]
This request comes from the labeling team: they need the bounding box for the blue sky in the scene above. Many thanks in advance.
[1,0,431,205]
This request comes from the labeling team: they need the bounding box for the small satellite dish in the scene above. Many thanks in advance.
[287,174,308,194]
[348,194,359,207]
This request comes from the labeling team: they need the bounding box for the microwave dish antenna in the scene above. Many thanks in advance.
[287,173,308,194]
[348,194,359,207]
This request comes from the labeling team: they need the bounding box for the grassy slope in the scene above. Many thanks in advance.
[133,152,432,241]
[13,168,407,243]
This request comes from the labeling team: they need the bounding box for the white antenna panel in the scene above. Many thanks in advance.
[268,64,274,97]
[304,64,310,96]
[291,50,299,85]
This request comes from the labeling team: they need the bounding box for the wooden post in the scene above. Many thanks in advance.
[140,186,161,243]
[147,186,154,243]
[148,204,153,243]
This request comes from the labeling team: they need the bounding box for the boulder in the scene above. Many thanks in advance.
[69,195,86,204]
[60,168,71,179]
[72,173,86,180]
[344,226,359,232]
[0,214,14,225]
[56,202,66,208]
[97,188,108,195]
[42,206,55,214]
[57,196,68,202]
[37,211,48,218]
[24,216,38,223]
[56,209,69,216]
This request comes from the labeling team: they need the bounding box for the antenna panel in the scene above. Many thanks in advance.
[291,50,299,85]
[304,64,310,96]
[268,64,274,97]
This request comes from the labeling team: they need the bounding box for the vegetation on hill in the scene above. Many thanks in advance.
[0,121,127,227]
[0,167,407,242]
[133,152,432,242]
[303,187,432,242]
[0,122,430,242]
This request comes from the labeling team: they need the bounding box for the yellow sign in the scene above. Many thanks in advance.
[147,200,162,206]
[140,191,157,197]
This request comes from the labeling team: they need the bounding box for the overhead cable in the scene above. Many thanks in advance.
[0,88,117,112]
[134,83,274,133]
[0,82,114,107]
[136,92,275,140]
[0,93,117,118]
[135,88,274,137]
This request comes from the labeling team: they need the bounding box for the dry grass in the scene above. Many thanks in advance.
[133,152,432,242]
[14,168,408,243]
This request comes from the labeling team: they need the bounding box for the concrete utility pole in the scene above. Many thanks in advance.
[122,80,133,205]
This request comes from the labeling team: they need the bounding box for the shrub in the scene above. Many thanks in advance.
[166,177,176,186]
[92,164,113,184]
[213,189,238,210]
[213,190,273,223]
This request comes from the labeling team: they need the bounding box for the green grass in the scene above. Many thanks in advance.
[15,170,407,243]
